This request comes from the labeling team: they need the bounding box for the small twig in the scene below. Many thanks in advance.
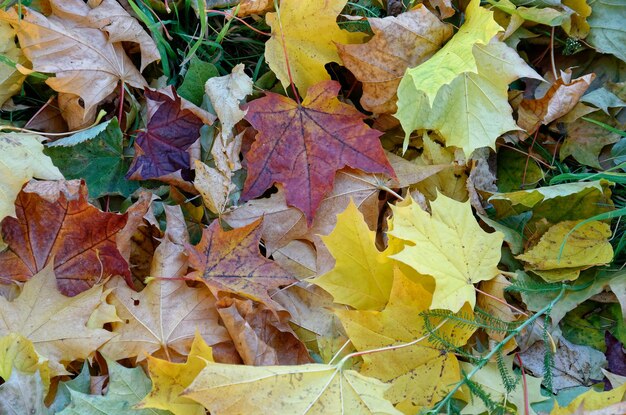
[516,353,530,415]
[550,27,558,81]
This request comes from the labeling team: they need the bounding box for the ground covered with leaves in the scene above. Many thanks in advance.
[0,0,625,414]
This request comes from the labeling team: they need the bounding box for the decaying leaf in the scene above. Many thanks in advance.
[0,21,27,106]
[517,220,614,282]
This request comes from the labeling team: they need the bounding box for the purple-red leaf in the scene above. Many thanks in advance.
[242,80,395,224]
[126,88,204,181]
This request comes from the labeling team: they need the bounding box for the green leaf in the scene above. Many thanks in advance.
[44,118,139,198]
[50,362,91,413]
[58,358,170,415]
[178,56,219,106]
[587,0,626,63]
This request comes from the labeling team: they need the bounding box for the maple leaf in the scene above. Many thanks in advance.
[550,382,626,414]
[0,266,114,376]
[139,333,214,415]
[264,0,365,95]
[395,0,542,155]
[99,278,229,362]
[0,370,50,415]
[516,220,614,282]
[44,118,139,198]
[335,269,475,413]
[183,362,402,415]
[0,133,63,234]
[0,0,154,114]
[311,200,395,310]
[216,293,311,365]
[58,358,169,415]
[126,88,206,182]
[518,71,595,133]
[0,180,132,296]
[337,6,453,114]
[0,20,27,106]
[388,193,504,312]
[242,80,395,223]
[186,219,295,307]
[0,333,51,389]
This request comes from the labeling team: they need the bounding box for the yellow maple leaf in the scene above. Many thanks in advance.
[0,266,113,376]
[550,383,626,415]
[517,220,614,282]
[310,200,395,310]
[183,362,402,415]
[0,333,50,390]
[0,133,63,250]
[265,0,364,96]
[139,332,214,415]
[389,193,504,312]
[335,269,474,413]
[0,21,27,106]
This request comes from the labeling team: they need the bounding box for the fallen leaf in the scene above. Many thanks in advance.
[0,180,131,296]
[264,0,365,95]
[242,80,394,223]
[0,0,150,114]
[126,88,206,182]
[0,333,50,388]
[586,0,626,63]
[550,382,626,415]
[516,220,614,282]
[139,333,214,415]
[44,118,139,198]
[520,336,607,393]
[518,71,595,133]
[336,6,452,113]
[477,274,519,344]
[183,362,403,415]
[99,278,229,362]
[0,370,50,415]
[230,0,273,17]
[0,20,27,106]
[389,193,504,312]
[459,357,547,414]
[150,204,189,280]
[605,331,626,385]
[0,266,114,376]
[335,269,474,413]
[216,293,311,365]
[81,0,160,72]
[50,362,91,413]
[0,133,63,232]
[311,200,395,310]
[186,218,295,308]
[225,168,390,255]
[58,358,169,415]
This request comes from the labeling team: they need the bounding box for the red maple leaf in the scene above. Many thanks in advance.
[0,180,131,296]
[126,88,204,181]
[186,219,295,309]
[242,80,395,224]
